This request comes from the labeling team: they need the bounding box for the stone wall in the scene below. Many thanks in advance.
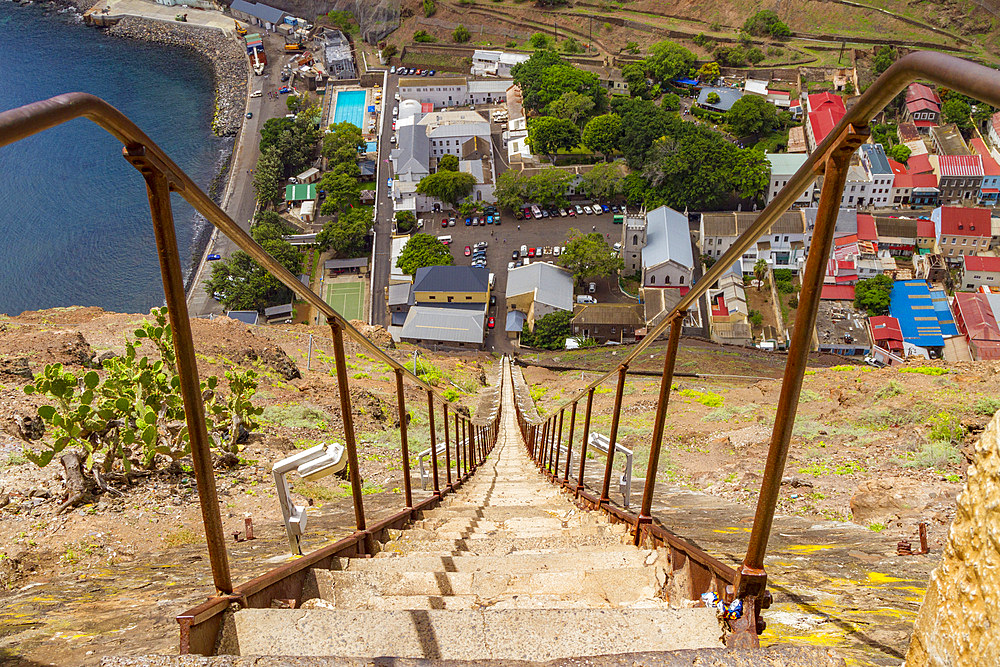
[906,409,1000,665]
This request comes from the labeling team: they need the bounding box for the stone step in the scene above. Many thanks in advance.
[349,549,663,573]
[222,608,724,660]
[302,567,666,607]
[300,593,672,611]
[378,534,628,556]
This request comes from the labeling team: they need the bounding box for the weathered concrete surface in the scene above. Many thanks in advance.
[103,645,846,665]
[905,411,1000,666]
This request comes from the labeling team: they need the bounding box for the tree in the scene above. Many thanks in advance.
[416,171,477,205]
[578,162,624,200]
[413,30,435,43]
[561,38,583,54]
[422,0,435,16]
[644,41,696,82]
[252,147,283,205]
[322,121,365,165]
[318,172,360,215]
[523,168,573,206]
[854,274,893,315]
[438,153,459,171]
[527,116,580,160]
[743,10,790,38]
[886,144,911,163]
[396,233,454,275]
[395,210,416,234]
[581,113,622,159]
[206,231,303,312]
[872,45,897,76]
[747,47,765,64]
[546,91,596,126]
[251,210,295,243]
[259,117,295,153]
[727,94,782,137]
[731,150,770,199]
[561,229,624,284]
[286,92,311,114]
[753,258,768,290]
[492,170,528,210]
[621,62,649,99]
[943,98,972,130]
[706,92,721,105]
[332,160,361,179]
[615,97,670,167]
[381,44,398,60]
[529,33,550,49]
[511,51,606,112]
[520,311,573,350]
[452,24,471,43]
[696,62,720,83]
[317,207,371,257]
[660,93,681,111]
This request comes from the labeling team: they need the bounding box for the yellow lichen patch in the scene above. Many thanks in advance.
[786,544,834,555]
[711,526,744,534]
[866,571,909,585]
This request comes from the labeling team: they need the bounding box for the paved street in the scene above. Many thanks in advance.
[370,73,397,328]
[187,34,294,317]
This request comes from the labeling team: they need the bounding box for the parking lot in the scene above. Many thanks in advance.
[426,206,636,350]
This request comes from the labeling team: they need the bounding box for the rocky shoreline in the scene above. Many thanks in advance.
[106,16,248,136]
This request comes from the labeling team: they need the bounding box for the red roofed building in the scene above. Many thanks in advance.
[856,213,878,244]
[908,154,934,174]
[937,155,984,203]
[989,111,1000,154]
[805,92,846,152]
[953,292,1000,360]
[868,316,905,355]
[970,138,1000,206]
[911,173,940,206]
[903,83,942,132]
[821,285,856,300]
[932,206,992,262]
[961,255,1000,290]
[917,219,936,251]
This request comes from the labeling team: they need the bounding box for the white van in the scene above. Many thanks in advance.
[576,295,597,304]
[439,235,452,245]
[488,272,495,289]
[250,90,262,98]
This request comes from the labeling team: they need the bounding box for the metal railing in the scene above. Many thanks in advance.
[506,51,1000,646]
[0,92,502,655]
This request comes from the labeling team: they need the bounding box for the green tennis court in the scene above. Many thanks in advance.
[325,281,364,321]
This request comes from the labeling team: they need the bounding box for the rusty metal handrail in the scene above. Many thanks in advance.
[0,92,498,599]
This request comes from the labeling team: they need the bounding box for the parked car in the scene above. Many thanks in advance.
[245,111,253,119]
[508,261,516,270]
[534,247,543,256]
[279,86,292,94]
[568,207,576,217]
[441,219,448,227]
[576,295,597,304]
[464,246,472,256]
[207,253,221,261]
[449,218,456,226]
[613,242,622,251]
[601,204,610,213]
[543,246,552,255]
[512,250,519,260]
[487,316,496,329]
[389,65,396,74]
[527,247,536,257]
[465,217,472,226]
[575,205,584,215]
[559,208,568,217]
[588,282,596,293]
[429,70,436,76]
[490,294,496,306]
[520,244,528,255]
[553,247,561,257]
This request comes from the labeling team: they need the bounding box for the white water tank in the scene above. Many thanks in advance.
[398,98,422,121]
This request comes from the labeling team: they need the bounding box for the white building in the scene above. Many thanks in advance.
[841,164,873,208]
[639,206,694,288]
[397,77,510,109]
[419,110,491,158]
[701,210,807,274]
[765,153,818,207]
[860,144,894,208]
[470,50,530,77]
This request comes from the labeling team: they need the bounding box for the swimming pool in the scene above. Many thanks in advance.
[333,90,367,129]
[366,141,377,153]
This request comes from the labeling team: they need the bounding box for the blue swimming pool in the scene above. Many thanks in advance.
[366,141,377,153]
[333,90,366,129]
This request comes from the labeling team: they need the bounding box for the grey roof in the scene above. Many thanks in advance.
[861,144,892,174]
[387,283,411,306]
[505,262,574,311]
[230,0,286,24]
[427,123,491,139]
[226,310,259,325]
[765,152,809,176]
[697,86,744,112]
[642,206,693,271]
[802,207,857,235]
[401,304,486,344]
[413,265,489,294]
[467,80,511,94]
[391,125,430,177]
[506,310,527,332]
[359,159,376,176]
[324,257,368,270]
[264,303,293,318]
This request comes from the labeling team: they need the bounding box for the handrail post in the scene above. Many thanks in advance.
[328,317,372,554]
[427,390,440,498]
[635,315,683,545]
[540,421,549,467]
[736,128,868,613]
[599,366,628,508]
[554,409,564,479]
[443,403,452,490]
[563,400,577,483]
[469,421,476,468]
[454,411,462,481]
[576,388,595,497]
[394,370,413,509]
[129,159,231,595]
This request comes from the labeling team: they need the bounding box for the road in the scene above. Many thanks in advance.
[187,34,292,317]
[370,73,398,329]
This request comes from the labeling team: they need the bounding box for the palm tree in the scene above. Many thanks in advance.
[754,258,768,291]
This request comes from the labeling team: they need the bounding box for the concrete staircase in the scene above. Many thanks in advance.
[219,360,726,661]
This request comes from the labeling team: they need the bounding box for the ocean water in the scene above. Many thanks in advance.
[0,2,226,315]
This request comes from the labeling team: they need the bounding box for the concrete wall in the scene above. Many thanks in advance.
[906,409,1000,665]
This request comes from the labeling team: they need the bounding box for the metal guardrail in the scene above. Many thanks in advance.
[0,91,503,655]
[587,433,633,509]
[505,51,1000,648]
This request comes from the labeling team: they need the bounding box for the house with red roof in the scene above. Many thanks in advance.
[970,138,1000,206]
[952,292,1000,360]
[932,206,993,263]
[908,154,934,174]
[989,111,1000,154]
[903,83,942,132]
[805,92,846,152]
[911,173,940,207]
[916,218,936,252]
[960,255,1000,291]
[868,315,905,358]
[937,154,984,204]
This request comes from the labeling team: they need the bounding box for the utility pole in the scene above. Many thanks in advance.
[554,20,557,42]
[589,16,593,53]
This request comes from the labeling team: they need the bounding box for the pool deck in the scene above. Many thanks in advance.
[328,87,378,140]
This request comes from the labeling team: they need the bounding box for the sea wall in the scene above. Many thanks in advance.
[106,16,247,136]
[905,408,1000,665]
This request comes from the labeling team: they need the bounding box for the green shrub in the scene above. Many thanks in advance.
[906,441,961,468]
[874,380,903,401]
[422,0,436,16]
[899,366,948,376]
[442,387,461,402]
[262,404,330,429]
[678,388,724,407]
[973,397,1000,416]
[928,412,964,443]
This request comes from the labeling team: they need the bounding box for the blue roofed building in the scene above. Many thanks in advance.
[888,280,955,357]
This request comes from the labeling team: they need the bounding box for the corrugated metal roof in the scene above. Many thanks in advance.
[401,304,486,344]
[226,310,259,325]
[467,80,511,93]
[697,86,743,112]
[231,0,286,24]
[765,152,809,175]
[505,309,527,332]
[861,144,892,174]
[963,255,1000,273]
[505,262,573,311]
[324,257,368,269]
[391,124,430,177]
[643,205,693,270]
[413,265,489,295]
[571,303,644,327]
[938,154,983,177]
[399,76,467,87]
